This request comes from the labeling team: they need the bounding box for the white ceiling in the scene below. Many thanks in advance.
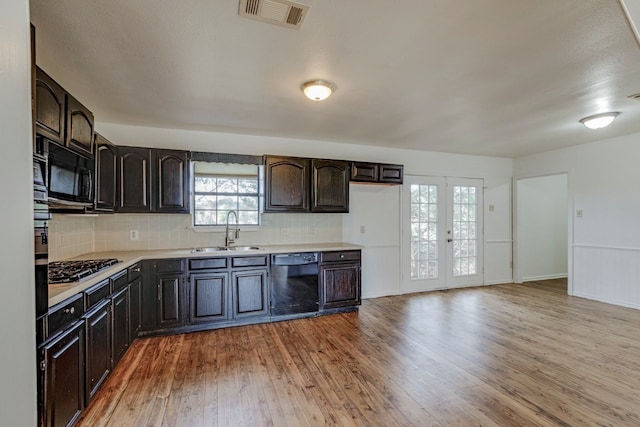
[30,0,640,158]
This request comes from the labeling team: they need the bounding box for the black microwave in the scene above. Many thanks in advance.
[47,141,94,207]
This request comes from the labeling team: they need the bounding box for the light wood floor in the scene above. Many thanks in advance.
[78,279,640,426]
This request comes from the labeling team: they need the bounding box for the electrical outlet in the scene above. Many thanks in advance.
[280,228,289,236]
[576,209,583,218]
[58,233,65,247]
[129,229,139,241]
[489,204,495,212]
[360,225,366,234]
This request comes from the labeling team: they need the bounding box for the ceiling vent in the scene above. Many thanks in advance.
[628,92,640,101]
[239,0,309,30]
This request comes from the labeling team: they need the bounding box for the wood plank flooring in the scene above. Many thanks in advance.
[78,279,640,426]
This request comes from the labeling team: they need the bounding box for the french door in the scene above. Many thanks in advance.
[402,175,484,293]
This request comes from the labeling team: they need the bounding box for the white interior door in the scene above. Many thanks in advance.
[403,176,484,293]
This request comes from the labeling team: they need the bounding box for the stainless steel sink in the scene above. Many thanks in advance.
[190,247,229,253]
[190,246,263,253]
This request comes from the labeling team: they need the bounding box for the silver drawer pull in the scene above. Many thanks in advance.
[64,307,75,314]
[340,254,345,259]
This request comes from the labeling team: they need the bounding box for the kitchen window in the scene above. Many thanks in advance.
[192,161,262,227]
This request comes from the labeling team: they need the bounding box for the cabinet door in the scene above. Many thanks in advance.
[65,93,94,158]
[94,133,117,212]
[311,159,349,213]
[85,299,112,403]
[231,269,269,318]
[154,149,190,213]
[129,277,142,342]
[157,273,185,328]
[264,156,310,212]
[320,262,361,309]
[189,272,229,323]
[379,164,404,184]
[117,147,152,213]
[111,287,129,365]
[35,67,66,144]
[350,162,378,183]
[42,320,85,427]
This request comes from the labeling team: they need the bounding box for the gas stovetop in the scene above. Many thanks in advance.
[48,259,120,284]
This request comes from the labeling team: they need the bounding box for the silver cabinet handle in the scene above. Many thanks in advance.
[64,307,75,314]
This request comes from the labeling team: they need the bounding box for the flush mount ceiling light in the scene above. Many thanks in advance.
[579,112,620,129]
[301,80,335,101]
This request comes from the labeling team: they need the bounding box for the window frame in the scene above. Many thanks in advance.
[192,171,262,229]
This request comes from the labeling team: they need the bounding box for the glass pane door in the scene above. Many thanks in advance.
[403,176,446,292]
[446,178,483,288]
[403,176,483,292]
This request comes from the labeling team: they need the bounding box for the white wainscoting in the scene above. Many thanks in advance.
[573,244,640,310]
[485,240,513,285]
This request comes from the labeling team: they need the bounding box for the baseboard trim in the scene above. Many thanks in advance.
[484,280,513,286]
[522,274,567,282]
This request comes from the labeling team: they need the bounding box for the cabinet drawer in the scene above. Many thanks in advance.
[156,259,185,273]
[320,250,361,263]
[128,262,142,281]
[84,279,111,309]
[111,269,128,292]
[189,257,228,271]
[231,255,268,268]
[47,293,84,338]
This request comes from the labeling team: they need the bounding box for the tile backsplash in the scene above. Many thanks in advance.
[48,215,96,261]
[49,212,343,260]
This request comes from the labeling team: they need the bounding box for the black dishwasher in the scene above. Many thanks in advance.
[270,253,319,316]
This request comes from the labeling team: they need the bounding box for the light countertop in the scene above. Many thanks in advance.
[48,242,363,307]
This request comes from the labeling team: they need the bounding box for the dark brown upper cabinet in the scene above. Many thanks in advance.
[351,162,404,185]
[94,133,117,212]
[311,159,349,213]
[116,147,189,214]
[65,93,95,158]
[264,156,310,212]
[117,146,152,213]
[35,67,66,145]
[154,149,190,213]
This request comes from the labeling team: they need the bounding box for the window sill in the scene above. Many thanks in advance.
[188,225,261,233]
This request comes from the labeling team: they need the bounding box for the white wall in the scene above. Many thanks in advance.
[343,184,401,298]
[98,122,514,296]
[514,131,640,308]
[516,174,568,282]
[0,1,38,424]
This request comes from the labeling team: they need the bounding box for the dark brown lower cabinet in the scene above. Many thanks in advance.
[231,269,269,318]
[84,299,112,403]
[41,320,85,427]
[320,262,361,309]
[111,287,129,365]
[157,273,185,328]
[128,277,142,342]
[189,272,230,323]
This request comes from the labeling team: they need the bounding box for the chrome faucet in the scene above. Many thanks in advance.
[225,210,239,248]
